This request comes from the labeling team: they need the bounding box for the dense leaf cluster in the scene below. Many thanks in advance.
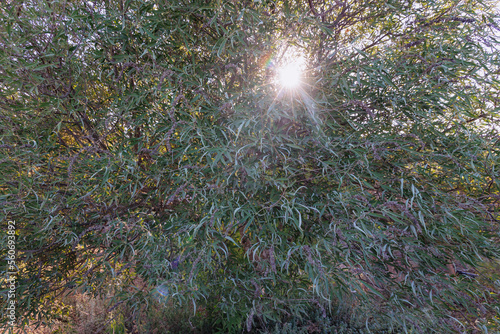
[1,0,499,332]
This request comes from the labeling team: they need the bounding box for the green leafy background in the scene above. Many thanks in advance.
[1,0,499,332]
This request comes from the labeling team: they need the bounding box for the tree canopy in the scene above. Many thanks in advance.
[1,0,500,332]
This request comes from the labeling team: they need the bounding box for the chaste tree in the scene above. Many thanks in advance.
[1,0,499,332]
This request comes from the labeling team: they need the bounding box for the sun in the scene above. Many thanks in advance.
[277,57,304,89]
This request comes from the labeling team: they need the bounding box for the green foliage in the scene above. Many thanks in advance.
[1,0,499,332]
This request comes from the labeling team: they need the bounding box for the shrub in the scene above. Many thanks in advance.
[1,0,499,332]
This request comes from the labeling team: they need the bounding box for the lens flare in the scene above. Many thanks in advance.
[155,284,169,297]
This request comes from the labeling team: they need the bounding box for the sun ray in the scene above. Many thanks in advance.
[278,63,302,89]
[276,57,305,90]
